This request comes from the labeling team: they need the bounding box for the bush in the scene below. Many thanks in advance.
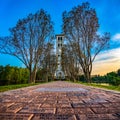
[92,75,109,84]
[0,79,9,86]
[79,75,86,82]
[108,76,120,86]
[91,70,120,86]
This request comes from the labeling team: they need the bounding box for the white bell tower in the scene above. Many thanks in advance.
[55,34,65,79]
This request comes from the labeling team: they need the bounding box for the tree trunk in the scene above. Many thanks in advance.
[28,67,37,83]
[31,64,38,83]
[84,70,91,83]
[72,74,76,82]
[29,70,32,83]
[32,69,37,83]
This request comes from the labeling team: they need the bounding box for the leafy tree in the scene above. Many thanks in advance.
[0,65,4,80]
[107,72,118,77]
[0,65,29,85]
[62,2,110,83]
[0,65,8,85]
[0,65,14,85]
[106,71,120,86]
[11,67,20,84]
[91,70,120,86]
[20,68,29,83]
[117,69,120,76]
[92,75,108,83]
[4,65,13,83]
[0,9,54,83]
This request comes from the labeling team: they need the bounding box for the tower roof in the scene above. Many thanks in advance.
[56,34,64,37]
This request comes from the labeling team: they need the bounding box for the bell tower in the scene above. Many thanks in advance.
[55,34,65,79]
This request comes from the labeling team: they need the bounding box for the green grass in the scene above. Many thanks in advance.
[74,81,120,91]
[0,83,40,92]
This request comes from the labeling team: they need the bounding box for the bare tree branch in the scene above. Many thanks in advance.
[62,2,110,82]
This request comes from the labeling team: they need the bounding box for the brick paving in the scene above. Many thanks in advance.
[0,81,120,120]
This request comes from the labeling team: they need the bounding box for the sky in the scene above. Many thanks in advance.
[0,0,120,75]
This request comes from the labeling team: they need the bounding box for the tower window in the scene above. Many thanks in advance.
[58,44,62,47]
[58,37,62,41]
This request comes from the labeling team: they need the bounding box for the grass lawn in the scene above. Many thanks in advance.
[0,83,40,92]
[74,81,120,91]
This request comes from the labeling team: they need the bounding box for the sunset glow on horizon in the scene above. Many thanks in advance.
[92,48,120,75]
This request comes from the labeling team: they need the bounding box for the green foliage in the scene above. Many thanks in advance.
[0,65,29,86]
[77,69,120,86]
[91,70,120,86]
[106,73,120,86]
[78,75,86,82]
[92,75,109,83]
[117,69,120,76]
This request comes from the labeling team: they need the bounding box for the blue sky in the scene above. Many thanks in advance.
[0,0,120,74]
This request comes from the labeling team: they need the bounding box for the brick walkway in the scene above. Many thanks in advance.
[0,81,120,120]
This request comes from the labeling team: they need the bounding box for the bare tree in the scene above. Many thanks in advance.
[62,44,81,81]
[62,2,110,83]
[41,42,56,81]
[0,9,54,83]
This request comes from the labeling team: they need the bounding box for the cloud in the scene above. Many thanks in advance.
[112,33,120,41]
[94,48,120,63]
[92,48,120,75]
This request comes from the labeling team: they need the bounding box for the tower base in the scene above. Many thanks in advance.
[55,70,65,80]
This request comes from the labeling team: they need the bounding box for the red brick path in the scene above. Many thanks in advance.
[0,81,120,120]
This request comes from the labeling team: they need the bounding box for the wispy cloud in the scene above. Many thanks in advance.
[92,48,120,75]
[112,33,120,41]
